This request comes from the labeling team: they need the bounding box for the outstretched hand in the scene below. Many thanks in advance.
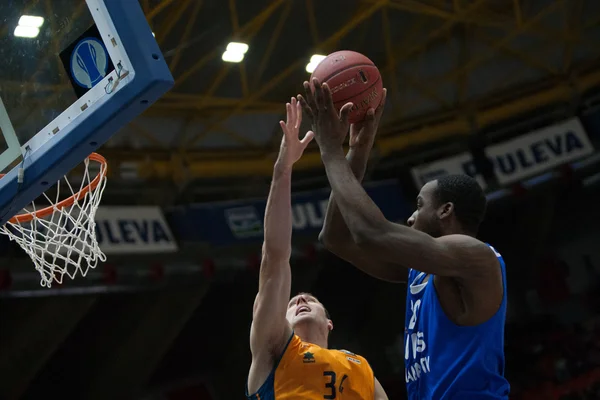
[349,88,387,150]
[277,97,314,168]
[297,78,353,153]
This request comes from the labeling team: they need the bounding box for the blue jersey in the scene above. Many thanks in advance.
[404,244,510,399]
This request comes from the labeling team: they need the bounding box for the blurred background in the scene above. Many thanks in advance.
[1,0,600,399]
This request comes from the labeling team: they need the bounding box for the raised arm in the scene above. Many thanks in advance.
[299,88,399,280]
[374,377,389,400]
[249,98,314,360]
[318,126,372,246]
[306,78,497,282]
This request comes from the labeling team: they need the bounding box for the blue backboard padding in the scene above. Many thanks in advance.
[0,0,174,224]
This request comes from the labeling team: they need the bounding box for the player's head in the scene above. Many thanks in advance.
[286,292,333,337]
[407,174,486,237]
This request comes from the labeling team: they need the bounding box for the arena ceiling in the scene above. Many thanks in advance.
[119,0,600,172]
[2,0,600,189]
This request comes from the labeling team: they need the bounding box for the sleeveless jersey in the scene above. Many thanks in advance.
[404,244,510,399]
[246,333,375,400]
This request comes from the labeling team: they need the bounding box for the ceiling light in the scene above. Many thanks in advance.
[222,42,249,63]
[18,15,44,28]
[226,42,249,54]
[14,15,44,38]
[222,51,245,63]
[14,26,40,38]
[305,54,326,73]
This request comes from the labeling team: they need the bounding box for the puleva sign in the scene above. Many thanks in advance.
[93,206,177,254]
[411,118,595,189]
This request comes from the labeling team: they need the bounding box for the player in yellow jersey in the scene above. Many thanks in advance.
[246,98,389,400]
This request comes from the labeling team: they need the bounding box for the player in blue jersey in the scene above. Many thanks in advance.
[298,78,510,399]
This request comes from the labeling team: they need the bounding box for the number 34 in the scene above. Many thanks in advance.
[323,371,348,399]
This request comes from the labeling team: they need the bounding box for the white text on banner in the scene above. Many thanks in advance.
[411,152,484,189]
[94,206,178,254]
[411,118,594,189]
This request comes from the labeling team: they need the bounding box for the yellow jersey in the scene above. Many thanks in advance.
[247,333,375,399]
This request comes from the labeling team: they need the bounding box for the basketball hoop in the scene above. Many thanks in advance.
[0,153,108,288]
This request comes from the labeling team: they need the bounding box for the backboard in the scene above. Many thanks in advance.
[0,0,173,225]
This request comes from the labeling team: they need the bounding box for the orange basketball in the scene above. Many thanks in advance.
[310,50,383,123]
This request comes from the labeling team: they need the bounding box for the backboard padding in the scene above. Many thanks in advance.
[0,0,174,225]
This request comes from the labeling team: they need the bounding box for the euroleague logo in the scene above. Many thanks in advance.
[70,37,109,89]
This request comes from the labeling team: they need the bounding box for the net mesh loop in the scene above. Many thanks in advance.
[0,153,108,287]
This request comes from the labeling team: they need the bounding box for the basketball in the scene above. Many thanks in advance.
[310,50,383,123]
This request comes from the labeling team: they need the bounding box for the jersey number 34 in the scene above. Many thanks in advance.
[323,371,348,399]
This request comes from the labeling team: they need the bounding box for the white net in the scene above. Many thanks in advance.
[0,154,108,288]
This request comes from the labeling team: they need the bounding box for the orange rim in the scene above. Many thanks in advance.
[1,153,107,224]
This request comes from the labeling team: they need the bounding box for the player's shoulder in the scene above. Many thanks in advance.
[337,349,359,357]
[437,233,484,247]
[438,234,498,259]
[333,349,370,366]
[437,234,502,276]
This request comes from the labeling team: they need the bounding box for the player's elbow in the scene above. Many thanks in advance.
[319,230,351,258]
[318,229,336,249]
[350,224,382,249]
[347,216,389,248]
[351,229,370,247]
[317,229,327,245]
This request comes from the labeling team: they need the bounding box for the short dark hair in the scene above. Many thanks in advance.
[433,174,487,234]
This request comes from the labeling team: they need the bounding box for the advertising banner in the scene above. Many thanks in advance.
[169,180,411,246]
[411,118,595,189]
[94,206,178,254]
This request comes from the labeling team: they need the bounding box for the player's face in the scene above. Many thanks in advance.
[407,180,443,237]
[286,293,330,329]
